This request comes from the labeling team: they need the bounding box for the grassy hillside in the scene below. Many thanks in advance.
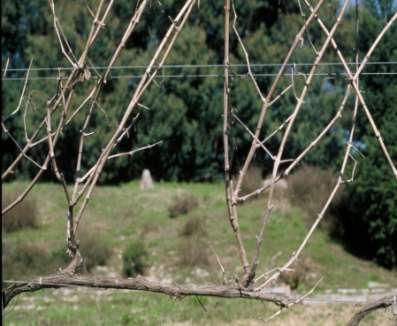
[2,181,396,325]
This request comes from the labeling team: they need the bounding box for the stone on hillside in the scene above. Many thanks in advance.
[140,169,154,190]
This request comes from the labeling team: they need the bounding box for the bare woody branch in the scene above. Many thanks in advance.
[256,64,360,291]
[6,59,33,119]
[71,0,149,204]
[233,0,326,198]
[1,122,44,170]
[303,0,397,179]
[244,0,351,286]
[1,274,299,309]
[236,4,397,204]
[347,294,397,326]
[2,0,114,182]
[2,0,396,320]
[3,57,10,77]
[72,0,198,235]
[222,0,250,278]
[231,2,266,103]
[264,277,323,322]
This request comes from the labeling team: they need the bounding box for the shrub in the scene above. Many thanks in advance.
[122,241,148,277]
[79,232,112,272]
[236,166,263,196]
[2,192,38,232]
[179,216,209,267]
[168,194,199,218]
[179,239,210,267]
[262,175,291,215]
[333,136,397,268]
[287,165,343,229]
[50,245,70,266]
[279,257,316,290]
[179,216,207,237]
[52,229,112,272]
[3,242,53,279]
[4,233,112,279]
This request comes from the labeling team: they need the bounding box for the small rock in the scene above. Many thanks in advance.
[140,169,154,190]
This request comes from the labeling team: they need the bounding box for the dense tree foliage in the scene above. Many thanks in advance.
[2,1,396,267]
[335,2,397,268]
[1,0,347,182]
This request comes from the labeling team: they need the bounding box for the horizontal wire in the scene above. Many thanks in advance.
[1,61,397,72]
[2,71,397,81]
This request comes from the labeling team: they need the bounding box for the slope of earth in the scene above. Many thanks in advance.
[3,181,397,325]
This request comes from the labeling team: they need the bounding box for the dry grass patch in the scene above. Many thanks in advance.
[3,242,55,279]
[2,192,38,232]
[279,257,318,290]
[178,216,210,267]
[168,194,199,218]
[122,240,149,277]
[235,166,263,197]
[287,165,345,230]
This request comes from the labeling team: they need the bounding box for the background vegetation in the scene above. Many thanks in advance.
[2,181,396,324]
[2,0,396,267]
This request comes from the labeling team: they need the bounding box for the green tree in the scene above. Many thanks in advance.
[334,2,397,267]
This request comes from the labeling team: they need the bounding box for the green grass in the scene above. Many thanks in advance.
[3,181,397,325]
